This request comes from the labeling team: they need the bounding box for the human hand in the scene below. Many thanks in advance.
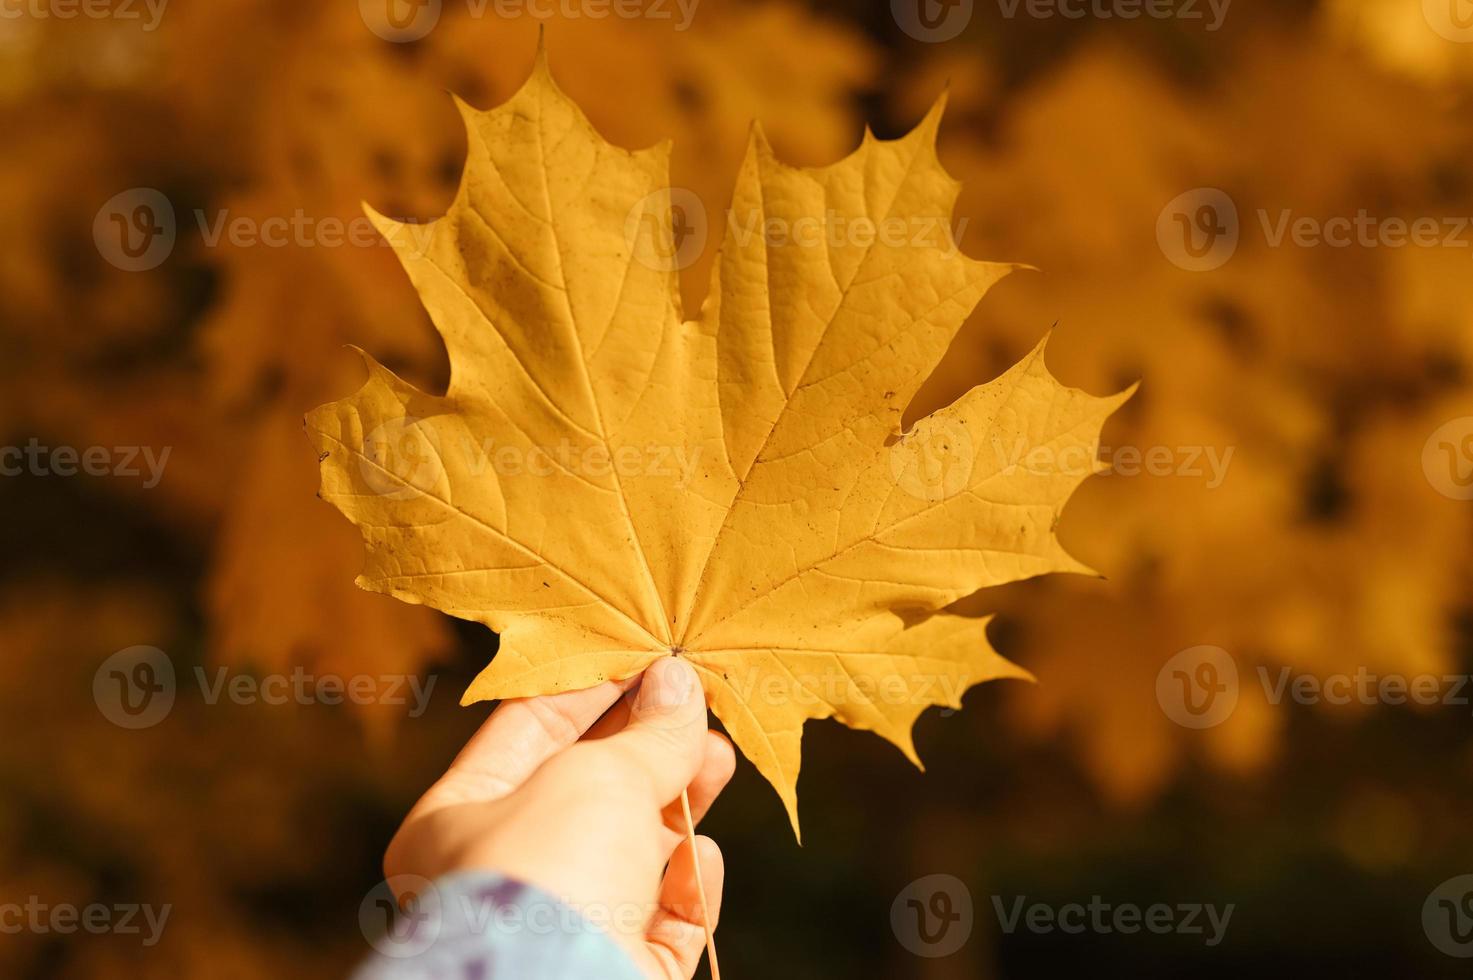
[383,656,735,980]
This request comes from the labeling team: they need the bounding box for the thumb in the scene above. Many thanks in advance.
[595,656,708,805]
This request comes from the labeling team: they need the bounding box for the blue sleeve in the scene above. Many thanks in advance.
[354,872,646,980]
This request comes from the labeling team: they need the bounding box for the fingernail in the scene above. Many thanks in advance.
[636,657,693,713]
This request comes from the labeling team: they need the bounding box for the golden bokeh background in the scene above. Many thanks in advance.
[3,0,1472,975]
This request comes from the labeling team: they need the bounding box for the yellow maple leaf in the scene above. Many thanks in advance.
[307,47,1130,837]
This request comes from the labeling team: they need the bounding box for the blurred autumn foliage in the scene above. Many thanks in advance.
[923,22,1473,806]
[3,0,1473,976]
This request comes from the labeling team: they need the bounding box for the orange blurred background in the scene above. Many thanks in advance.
[3,0,1473,976]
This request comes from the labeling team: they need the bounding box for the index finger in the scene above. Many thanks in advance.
[421,677,637,811]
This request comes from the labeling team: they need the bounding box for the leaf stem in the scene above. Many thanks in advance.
[680,787,721,980]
